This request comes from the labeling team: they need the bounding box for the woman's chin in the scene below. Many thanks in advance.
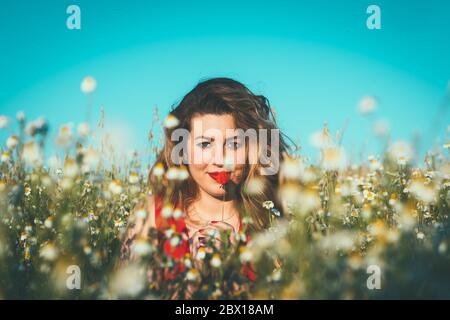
[206,187,225,198]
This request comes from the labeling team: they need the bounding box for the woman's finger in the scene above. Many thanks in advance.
[209,220,235,233]
[189,228,209,259]
[189,233,201,258]
[197,226,222,243]
[196,226,236,251]
[210,221,238,245]
[200,223,237,246]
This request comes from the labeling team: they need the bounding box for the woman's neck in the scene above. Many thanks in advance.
[193,188,238,221]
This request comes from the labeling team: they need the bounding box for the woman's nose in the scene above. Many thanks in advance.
[211,145,225,166]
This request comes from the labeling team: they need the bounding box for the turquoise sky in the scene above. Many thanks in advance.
[0,0,449,165]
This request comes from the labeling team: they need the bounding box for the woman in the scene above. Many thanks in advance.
[120,77,294,296]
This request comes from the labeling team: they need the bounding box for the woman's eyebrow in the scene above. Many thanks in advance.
[194,135,240,141]
[225,135,240,141]
[195,136,213,141]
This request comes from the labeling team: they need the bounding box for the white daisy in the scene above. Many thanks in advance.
[80,76,97,94]
[210,254,222,268]
[358,96,377,115]
[163,114,179,129]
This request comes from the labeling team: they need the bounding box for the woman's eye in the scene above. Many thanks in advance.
[227,141,242,149]
[197,141,211,149]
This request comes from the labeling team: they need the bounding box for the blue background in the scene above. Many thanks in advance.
[0,0,449,165]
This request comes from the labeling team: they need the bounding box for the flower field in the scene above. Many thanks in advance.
[0,97,449,299]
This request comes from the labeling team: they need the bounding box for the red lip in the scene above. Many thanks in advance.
[207,171,231,185]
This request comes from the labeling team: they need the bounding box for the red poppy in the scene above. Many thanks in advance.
[208,171,231,185]
[163,238,189,260]
[155,196,188,234]
[241,262,257,282]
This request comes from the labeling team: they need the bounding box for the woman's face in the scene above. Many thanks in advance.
[187,113,246,197]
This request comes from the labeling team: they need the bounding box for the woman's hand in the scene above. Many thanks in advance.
[188,221,238,260]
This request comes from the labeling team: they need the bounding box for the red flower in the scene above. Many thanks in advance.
[241,262,257,282]
[163,238,188,260]
[208,171,231,185]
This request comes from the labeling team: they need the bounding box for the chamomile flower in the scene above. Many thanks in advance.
[63,158,78,178]
[166,167,180,180]
[389,141,413,166]
[172,208,183,219]
[196,247,206,260]
[210,253,222,268]
[152,162,165,177]
[1,151,10,163]
[114,218,124,228]
[135,209,147,219]
[262,201,274,210]
[186,268,199,281]
[358,96,377,115]
[77,122,90,137]
[163,114,179,129]
[368,155,382,170]
[244,177,265,195]
[239,246,253,262]
[56,123,74,147]
[109,180,123,195]
[309,127,333,149]
[39,243,58,261]
[128,172,140,184]
[280,156,304,180]
[170,236,180,247]
[16,111,25,122]
[132,239,153,256]
[44,217,53,229]
[177,166,189,180]
[80,76,97,94]
[321,147,348,171]
[82,148,100,170]
[363,189,376,201]
[6,135,19,149]
[161,205,173,218]
[23,142,43,166]
[0,116,9,129]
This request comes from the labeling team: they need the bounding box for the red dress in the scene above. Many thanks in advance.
[154,195,256,282]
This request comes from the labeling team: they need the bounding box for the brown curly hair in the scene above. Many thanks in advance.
[148,77,295,231]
